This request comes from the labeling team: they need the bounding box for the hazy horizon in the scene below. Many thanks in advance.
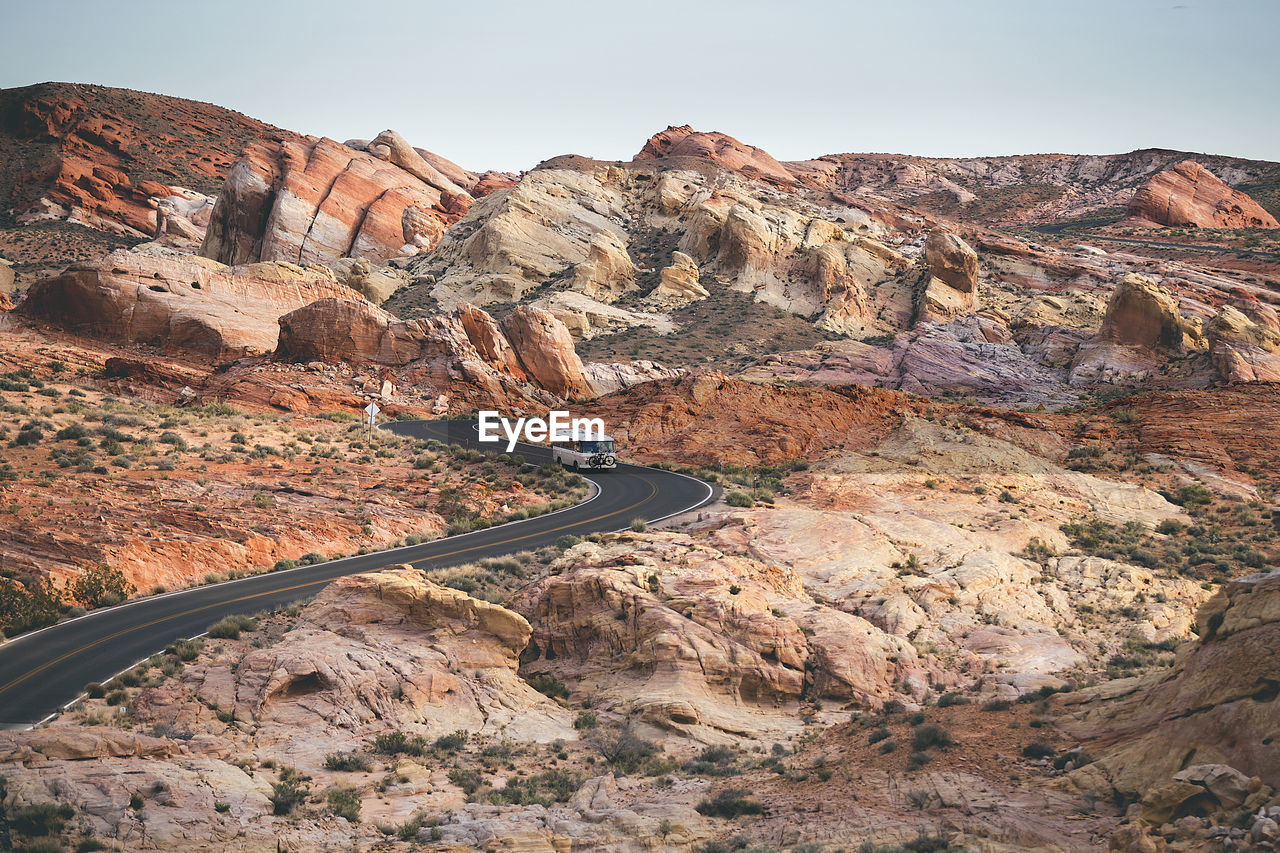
[3,0,1278,171]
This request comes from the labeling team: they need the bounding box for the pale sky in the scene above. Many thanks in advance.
[2,0,1277,172]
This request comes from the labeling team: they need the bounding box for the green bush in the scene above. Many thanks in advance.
[695,788,764,818]
[1022,742,1055,759]
[574,711,599,730]
[554,534,582,550]
[372,730,427,756]
[165,638,204,661]
[912,725,953,751]
[526,673,569,699]
[629,518,647,532]
[433,730,468,751]
[725,491,753,508]
[206,614,258,639]
[326,786,361,822]
[935,692,969,708]
[11,801,75,836]
[868,726,891,744]
[324,752,372,772]
[68,564,135,609]
[269,767,310,815]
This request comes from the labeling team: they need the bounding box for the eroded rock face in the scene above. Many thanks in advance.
[277,298,594,401]
[1059,568,1280,807]
[211,568,569,740]
[201,134,473,267]
[514,533,925,739]
[916,230,980,323]
[1071,273,1204,383]
[650,251,708,307]
[19,247,359,358]
[1125,160,1279,229]
[634,125,795,185]
[499,304,594,399]
[1208,301,1280,382]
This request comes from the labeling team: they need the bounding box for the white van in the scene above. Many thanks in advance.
[551,431,617,470]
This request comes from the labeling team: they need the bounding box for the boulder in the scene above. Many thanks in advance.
[19,248,359,358]
[1071,273,1204,383]
[565,231,636,302]
[201,134,472,267]
[514,533,923,738]
[1125,160,1278,229]
[1207,302,1280,382]
[211,567,571,741]
[500,305,594,399]
[650,251,709,307]
[277,298,595,401]
[328,256,408,305]
[917,230,979,323]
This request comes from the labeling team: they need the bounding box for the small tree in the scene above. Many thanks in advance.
[68,564,135,608]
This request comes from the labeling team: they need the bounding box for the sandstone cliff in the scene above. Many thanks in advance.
[1124,160,1279,229]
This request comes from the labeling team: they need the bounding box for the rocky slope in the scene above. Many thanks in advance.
[18,246,362,358]
[200,131,480,268]
[0,82,300,256]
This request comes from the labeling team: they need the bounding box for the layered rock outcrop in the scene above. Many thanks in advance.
[200,133,473,267]
[19,248,359,358]
[1060,568,1280,809]
[1124,160,1278,229]
[634,125,795,185]
[649,250,709,307]
[916,230,980,323]
[204,568,570,741]
[1070,273,1204,383]
[277,299,595,400]
[1207,301,1280,382]
[514,533,925,738]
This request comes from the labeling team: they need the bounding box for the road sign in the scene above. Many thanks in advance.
[364,401,380,426]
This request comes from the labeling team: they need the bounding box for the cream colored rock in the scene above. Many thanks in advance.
[566,231,636,301]
[514,533,925,740]
[212,568,572,744]
[533,290,673,340]
[329,256,408,304]
[649,251,709,306]
[584,360,684,396]
[19,247,359,358]
[1207,302,1280,382]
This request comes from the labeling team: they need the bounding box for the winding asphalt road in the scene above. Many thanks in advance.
[0,420,714,729]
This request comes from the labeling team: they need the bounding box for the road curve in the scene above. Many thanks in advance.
[0,420,714,728]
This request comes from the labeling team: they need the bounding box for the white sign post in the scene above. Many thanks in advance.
[364,401,380,431]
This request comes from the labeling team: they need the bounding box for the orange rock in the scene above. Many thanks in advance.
[635,124,795,185]
[1125,160,1278,229]
[201,134,473,266]
[500,305,593,400]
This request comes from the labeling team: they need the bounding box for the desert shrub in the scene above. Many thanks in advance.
[912,725,952,751]
[935,692,969,708]
[11,801,75,836]
[433,730,468,751]
[629,517,647,532]
[324,752,371,772]
[272,558,297,572]
[326,786,361,822]
[84,682,106,699]
[1022,742,1055,759]
[981,699,1011,712]
[591,728,658,774]
[526,673,569,699]
[878,739,898,754]
[554,534,582,550]
[105,689,128,706]
[206,614,258,639]
[725,491,753,507]
[269,766,309,815]
[165,638,204,661]
[491,769,584,806]
[68,564,135,608]
[372,730,427,757]
[447,767,482,795]
[0,576,65,636]
[868,726,891,744]
[695,788,764,818]
[573,711,599,730]
[905,750,932,770]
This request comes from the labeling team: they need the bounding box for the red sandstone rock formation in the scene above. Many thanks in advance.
[634,125,795,185]
[1125,160,1278,229]
[201,134,474,267]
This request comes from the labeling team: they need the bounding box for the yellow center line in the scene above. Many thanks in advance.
[0,473,658,699]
